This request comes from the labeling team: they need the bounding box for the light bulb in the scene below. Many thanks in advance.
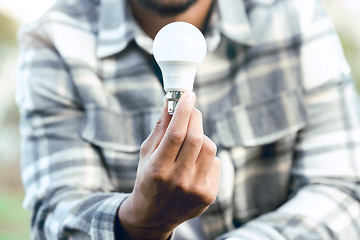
[153,21,207,114]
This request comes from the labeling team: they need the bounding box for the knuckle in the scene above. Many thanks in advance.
[200,194,215,205]
[153,118,163,132]
[140,139,150,154]
[213,156,221,168]
[174,176,190,193]
[188,135,204,148]
[150,119,164,138]
[175,179,186,190]
[168,130,186,145]
[202,191,217,205]
[192,108,202,119]
[140,118,164,156]
[203,139,217,157]
[193,186,216,205]
[151,168,168,184]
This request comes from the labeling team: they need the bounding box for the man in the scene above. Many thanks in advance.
[17,0,360,239]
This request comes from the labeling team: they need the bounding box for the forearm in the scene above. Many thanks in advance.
[216,183,360,240]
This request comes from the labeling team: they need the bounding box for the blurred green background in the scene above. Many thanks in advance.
[0,0,359,239]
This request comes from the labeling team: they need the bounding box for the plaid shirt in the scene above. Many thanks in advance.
[17,0,360,239]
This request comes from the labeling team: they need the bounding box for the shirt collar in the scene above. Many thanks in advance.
[96,0,254,59]
[96,0,135,58]
[215,0,254,45]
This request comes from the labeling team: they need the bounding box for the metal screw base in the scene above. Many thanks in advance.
[166,91,183,114]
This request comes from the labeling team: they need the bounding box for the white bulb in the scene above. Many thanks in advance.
[153,21,207,114]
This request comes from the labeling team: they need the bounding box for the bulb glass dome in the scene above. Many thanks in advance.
[153,21,207,63]
[153,22,207,114]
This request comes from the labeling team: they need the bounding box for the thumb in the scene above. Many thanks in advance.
[140,97,172,158]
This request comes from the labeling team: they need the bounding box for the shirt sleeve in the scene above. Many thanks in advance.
[216,1,360,240]
[17,19,128,239]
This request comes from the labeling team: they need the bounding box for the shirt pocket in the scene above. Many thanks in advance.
[212,88,307,148]
[80,104,162,191]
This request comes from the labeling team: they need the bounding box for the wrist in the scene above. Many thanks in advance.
[117,196,173,240]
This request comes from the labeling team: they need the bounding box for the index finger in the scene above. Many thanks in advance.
[140,97,171,159]
[153,91,196,163]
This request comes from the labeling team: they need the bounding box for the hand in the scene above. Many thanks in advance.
[118,91,221,240]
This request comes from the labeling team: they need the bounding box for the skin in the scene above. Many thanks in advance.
[119,1,218,239]
[119,92,220,239]
[130,0,213,39]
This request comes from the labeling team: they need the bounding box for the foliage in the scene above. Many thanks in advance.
[0,12,19,46]
[0,192,30,240]
[337,30,360,92]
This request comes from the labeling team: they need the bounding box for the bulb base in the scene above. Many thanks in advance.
[166,91,183,114]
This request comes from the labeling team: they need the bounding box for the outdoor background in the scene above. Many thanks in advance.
[0,0,359,239]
